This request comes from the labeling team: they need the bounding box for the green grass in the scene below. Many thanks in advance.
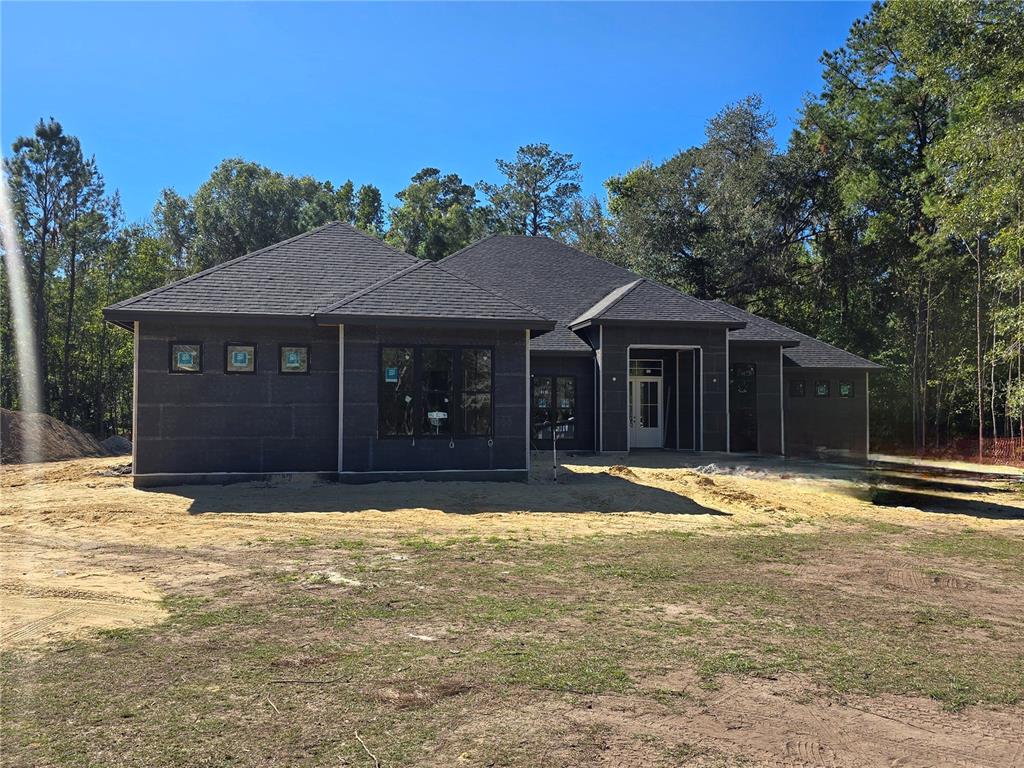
[3,523,1023,766]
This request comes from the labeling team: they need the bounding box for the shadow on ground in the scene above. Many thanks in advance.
[868,488,1024,520]
[152,466,729,517]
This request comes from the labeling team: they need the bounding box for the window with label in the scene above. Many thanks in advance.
[225,343,256,374]
[378,346,493,438]
[815,380,830,397]
[380,347,415,436]
[838,380,855,398]
[532,375,576,440]
[279,345,310,374]
[169,342,201,373]
[422,348,454,436]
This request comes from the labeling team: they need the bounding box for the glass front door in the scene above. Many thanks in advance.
[629,376,663,448]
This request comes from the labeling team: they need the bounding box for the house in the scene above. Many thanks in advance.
[103,222,881,486]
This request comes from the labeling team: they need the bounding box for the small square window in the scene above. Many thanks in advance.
[789,379,805,397]
[279,345,310,374]
[839,381,855,398]
[815,380,830,397]
[170,342,201,373]
[225,343,256,374]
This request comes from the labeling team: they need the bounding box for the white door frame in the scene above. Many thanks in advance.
[625,345,701,452]
[629,375,664,448]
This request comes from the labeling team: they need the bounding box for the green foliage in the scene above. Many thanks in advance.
[385,167,485,259]
[479,142,582,236]
[3,2,1020,449]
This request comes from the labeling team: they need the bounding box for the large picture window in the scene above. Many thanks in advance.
[461,348,492,436]
[422,348,454,436]
[532,375,576,440]
[378,346,493,438]
[380,347,415,436]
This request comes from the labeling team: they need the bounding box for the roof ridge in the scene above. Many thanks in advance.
[319,259,430,313]
[639,280,743,325]
[436,233,501,265]
[433,261,551,320]
[569,278,643,325]
[440,233,638,280]
[338,220,422,262]
[109,221,340,310]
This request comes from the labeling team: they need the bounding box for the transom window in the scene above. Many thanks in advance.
[379,346,493,438]
[629,359,663,377]
[532,375,576,440]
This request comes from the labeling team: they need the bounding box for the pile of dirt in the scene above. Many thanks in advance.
[101,435,132,455]
[0,408,110,464]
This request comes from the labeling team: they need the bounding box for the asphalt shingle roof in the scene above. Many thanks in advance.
[316,261,553,326]
[440,235,739,350]
[107,222,420,318]
[711,301,882,369]
[706,300,801,345]
[571,279,742,327]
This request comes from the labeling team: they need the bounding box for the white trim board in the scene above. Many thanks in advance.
[625,344,701,453]
[132,321,139,474]
[337,324,345,472]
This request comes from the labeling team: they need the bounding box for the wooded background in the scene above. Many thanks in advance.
[2,1,1021,456]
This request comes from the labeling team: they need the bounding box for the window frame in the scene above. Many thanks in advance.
[168,341,203,374]
[531,374,577,441]
[838,380,855,398]
[278,344,311,375]
[376,344,495,439]
[814,380,831,398]
[789,378,806,398]
[224,342,257,375]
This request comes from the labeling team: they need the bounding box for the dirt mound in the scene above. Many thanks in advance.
[101,435,132,455]
[607,464,639,479]
[0,408,109,464]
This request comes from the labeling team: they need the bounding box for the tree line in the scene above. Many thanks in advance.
[2,0,1021,455]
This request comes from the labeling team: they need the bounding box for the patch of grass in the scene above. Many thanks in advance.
[329,537,368,550]
[909,530,1024,572]
[485,639,631,694]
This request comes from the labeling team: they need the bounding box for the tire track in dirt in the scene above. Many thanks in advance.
[581,671,1024,768]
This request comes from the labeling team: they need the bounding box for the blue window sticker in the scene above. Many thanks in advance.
[178,351,194,367]
[232,351,248,366]
[385,366,399,383]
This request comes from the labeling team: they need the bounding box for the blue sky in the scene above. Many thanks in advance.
[2,1,870,223]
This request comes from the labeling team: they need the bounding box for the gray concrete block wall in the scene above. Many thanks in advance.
[342,324,527,473]
[134,320,339,474]
[598,325,728,452]
[730,343,783,455]
[783,367,869,457]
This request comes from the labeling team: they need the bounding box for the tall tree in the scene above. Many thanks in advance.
[386,168,485,260]
[479,143,581,236]
[607,97,809,304]
[152,188,195,273]
[354,184,384,236]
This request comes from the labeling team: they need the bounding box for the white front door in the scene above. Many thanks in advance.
[629,376,663,448]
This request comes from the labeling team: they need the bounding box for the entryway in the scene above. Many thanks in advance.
[629,359,663,448]
[729,362,758,452]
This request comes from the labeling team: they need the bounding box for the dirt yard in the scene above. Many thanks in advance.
[2,454,1022,767]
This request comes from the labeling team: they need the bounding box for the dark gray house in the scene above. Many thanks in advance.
[104,222,881,486]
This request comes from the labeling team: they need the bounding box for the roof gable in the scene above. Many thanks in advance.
[107,222,419,319]
[571,279,743,328]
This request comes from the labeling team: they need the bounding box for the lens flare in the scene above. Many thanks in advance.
[1,173,43,463]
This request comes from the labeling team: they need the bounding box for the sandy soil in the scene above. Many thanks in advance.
[2,454,1022,767]
[2,453,1021,649]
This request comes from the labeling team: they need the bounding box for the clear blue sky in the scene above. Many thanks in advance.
[2,1,869,223]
